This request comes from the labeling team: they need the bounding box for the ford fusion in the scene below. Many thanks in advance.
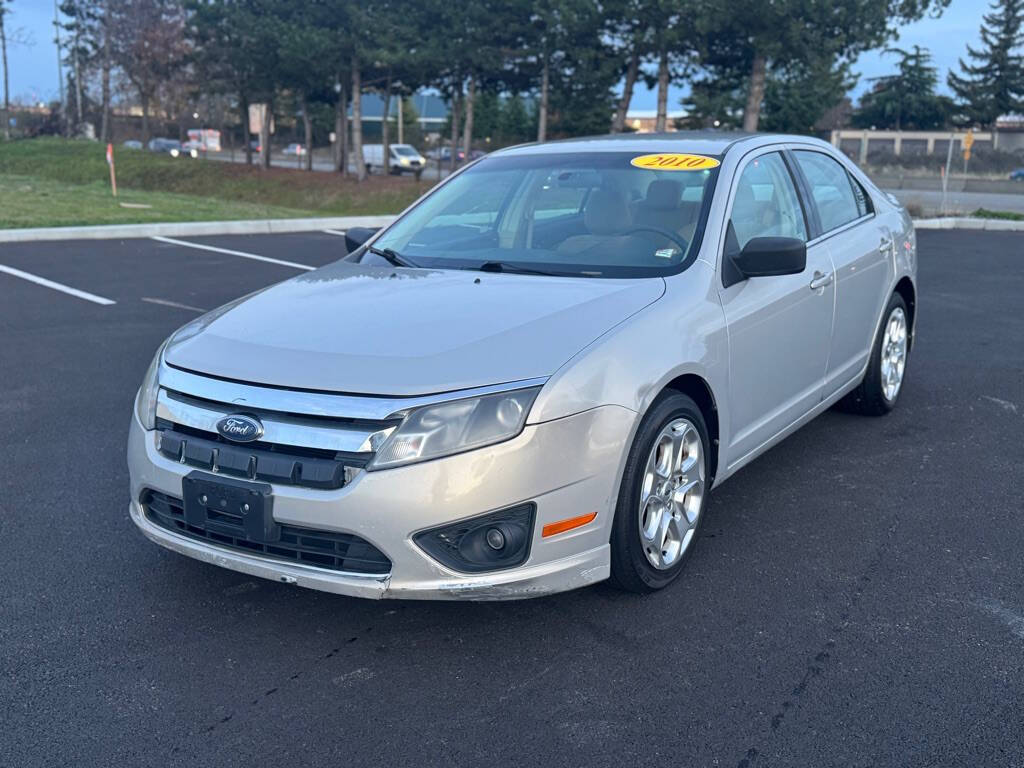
[128,133,916,600]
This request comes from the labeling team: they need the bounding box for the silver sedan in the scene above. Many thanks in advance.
[128,133,916,599]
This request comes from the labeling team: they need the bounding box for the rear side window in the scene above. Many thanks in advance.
[849,174,873,218]
[793,151,865,233]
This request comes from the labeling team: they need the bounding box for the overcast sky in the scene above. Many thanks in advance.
[1,0,981,109]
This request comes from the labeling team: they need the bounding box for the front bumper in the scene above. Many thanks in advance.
[127,404,635,600]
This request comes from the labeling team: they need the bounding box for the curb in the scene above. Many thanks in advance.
[912,217,1024,231]
[0,215,397,244]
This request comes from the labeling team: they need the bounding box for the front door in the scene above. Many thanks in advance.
[718,150,836,466]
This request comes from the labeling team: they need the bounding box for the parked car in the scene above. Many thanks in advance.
[283,143,308,156]
[180,140,203,158]
[1010,169,1024,181]
[123,140,143,150]
[363,143,426,178]
[147,138,184,158]
[426,146,466,165]
[129,133,917,600]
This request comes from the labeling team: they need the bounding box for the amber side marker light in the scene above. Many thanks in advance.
[542,512,598,538]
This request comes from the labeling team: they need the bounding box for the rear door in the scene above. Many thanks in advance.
[718,149,836,466]
[790,150,891,398]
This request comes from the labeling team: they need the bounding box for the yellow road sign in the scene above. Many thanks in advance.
[963,130,975,150]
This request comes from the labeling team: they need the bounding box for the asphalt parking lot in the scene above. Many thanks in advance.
[1,229,1022,767]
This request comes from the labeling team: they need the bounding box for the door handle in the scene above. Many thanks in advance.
[879,237,894,254]
[809,271,833,291]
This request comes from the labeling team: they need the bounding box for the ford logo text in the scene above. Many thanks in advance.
[215,414,264,443]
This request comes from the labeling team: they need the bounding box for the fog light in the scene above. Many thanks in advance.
[485,527,505,550]
[414,503,535,573]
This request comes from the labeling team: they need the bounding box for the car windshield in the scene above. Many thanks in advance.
[393,146,419,157]
[371,151,720,278]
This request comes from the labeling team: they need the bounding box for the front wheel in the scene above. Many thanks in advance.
[609,392,709,593]
[840,292,910,416]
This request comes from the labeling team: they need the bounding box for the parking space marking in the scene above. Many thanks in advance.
[0,263,116,306]
[322,229,348,237]
[151,236,314,271]
[141,297,206,313]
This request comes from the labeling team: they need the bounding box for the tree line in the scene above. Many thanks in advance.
[9,0,1024,179]
[852,0,1024,132]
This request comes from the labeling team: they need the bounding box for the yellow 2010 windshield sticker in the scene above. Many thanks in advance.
[630,153,720,171]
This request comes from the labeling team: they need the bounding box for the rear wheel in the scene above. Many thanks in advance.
[610,392,709,593]
[840,292,910,416]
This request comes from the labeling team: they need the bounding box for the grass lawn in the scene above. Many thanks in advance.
[0,174,318,228]
[971,208,1024,221]
[0,137,432,229]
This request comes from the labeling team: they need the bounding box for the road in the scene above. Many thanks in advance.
[1,230,1023,767]
[207,149,452,180]
[886,187,1024,216]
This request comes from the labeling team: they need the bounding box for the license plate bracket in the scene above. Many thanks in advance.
[182,471,278,543]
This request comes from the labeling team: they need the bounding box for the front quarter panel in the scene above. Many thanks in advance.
[530,261,729,470]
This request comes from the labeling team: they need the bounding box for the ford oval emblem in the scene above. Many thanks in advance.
[216,414,264,443]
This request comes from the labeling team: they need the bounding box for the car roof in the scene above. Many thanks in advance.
[493,131,831,158]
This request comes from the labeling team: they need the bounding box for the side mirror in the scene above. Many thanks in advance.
[344,226,380,255]
[731,236,806,280]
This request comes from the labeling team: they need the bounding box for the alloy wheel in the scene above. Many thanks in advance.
[880,307,908,402]
[638,418,705,570]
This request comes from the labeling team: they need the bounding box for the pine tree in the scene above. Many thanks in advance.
[948,0,1024,127]
[854,46,955,130]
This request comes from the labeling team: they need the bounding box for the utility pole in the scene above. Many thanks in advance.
[73,21,82,131]
[53,0,66,136]
[1,2,10,141]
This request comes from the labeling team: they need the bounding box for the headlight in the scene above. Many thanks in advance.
[190,148,199,158]
[134,341,167,430]
[368,387,540,470]
[170,148,180,158]
[400,157,410,165]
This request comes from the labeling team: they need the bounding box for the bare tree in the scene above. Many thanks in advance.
[1,2,33,141]
[109,0,186,144]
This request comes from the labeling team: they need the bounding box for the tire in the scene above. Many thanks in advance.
[609,392,710,594]
[839,292,910,416]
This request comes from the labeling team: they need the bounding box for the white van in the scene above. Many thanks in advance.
[362,143,426,178]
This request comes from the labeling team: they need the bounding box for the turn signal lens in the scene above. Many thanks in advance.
[542,512,597,538]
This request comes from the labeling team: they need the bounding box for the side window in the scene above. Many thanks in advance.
[729,152,808,251]
[530,183,588,223]
[793,151,863,233]
[424,174,516,230]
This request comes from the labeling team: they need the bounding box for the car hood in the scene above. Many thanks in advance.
[164,261,665,396]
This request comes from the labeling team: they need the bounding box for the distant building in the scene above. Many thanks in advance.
[624,110,688,133]
[350,92,448,140]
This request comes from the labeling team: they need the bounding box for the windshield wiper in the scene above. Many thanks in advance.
[366,245,419,268]
[475,261,580,277]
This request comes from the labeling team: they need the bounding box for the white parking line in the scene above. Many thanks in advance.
[141,297,206,313]
[151,236,314,271]
[0,263,116,306]
[322,229,348,237]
